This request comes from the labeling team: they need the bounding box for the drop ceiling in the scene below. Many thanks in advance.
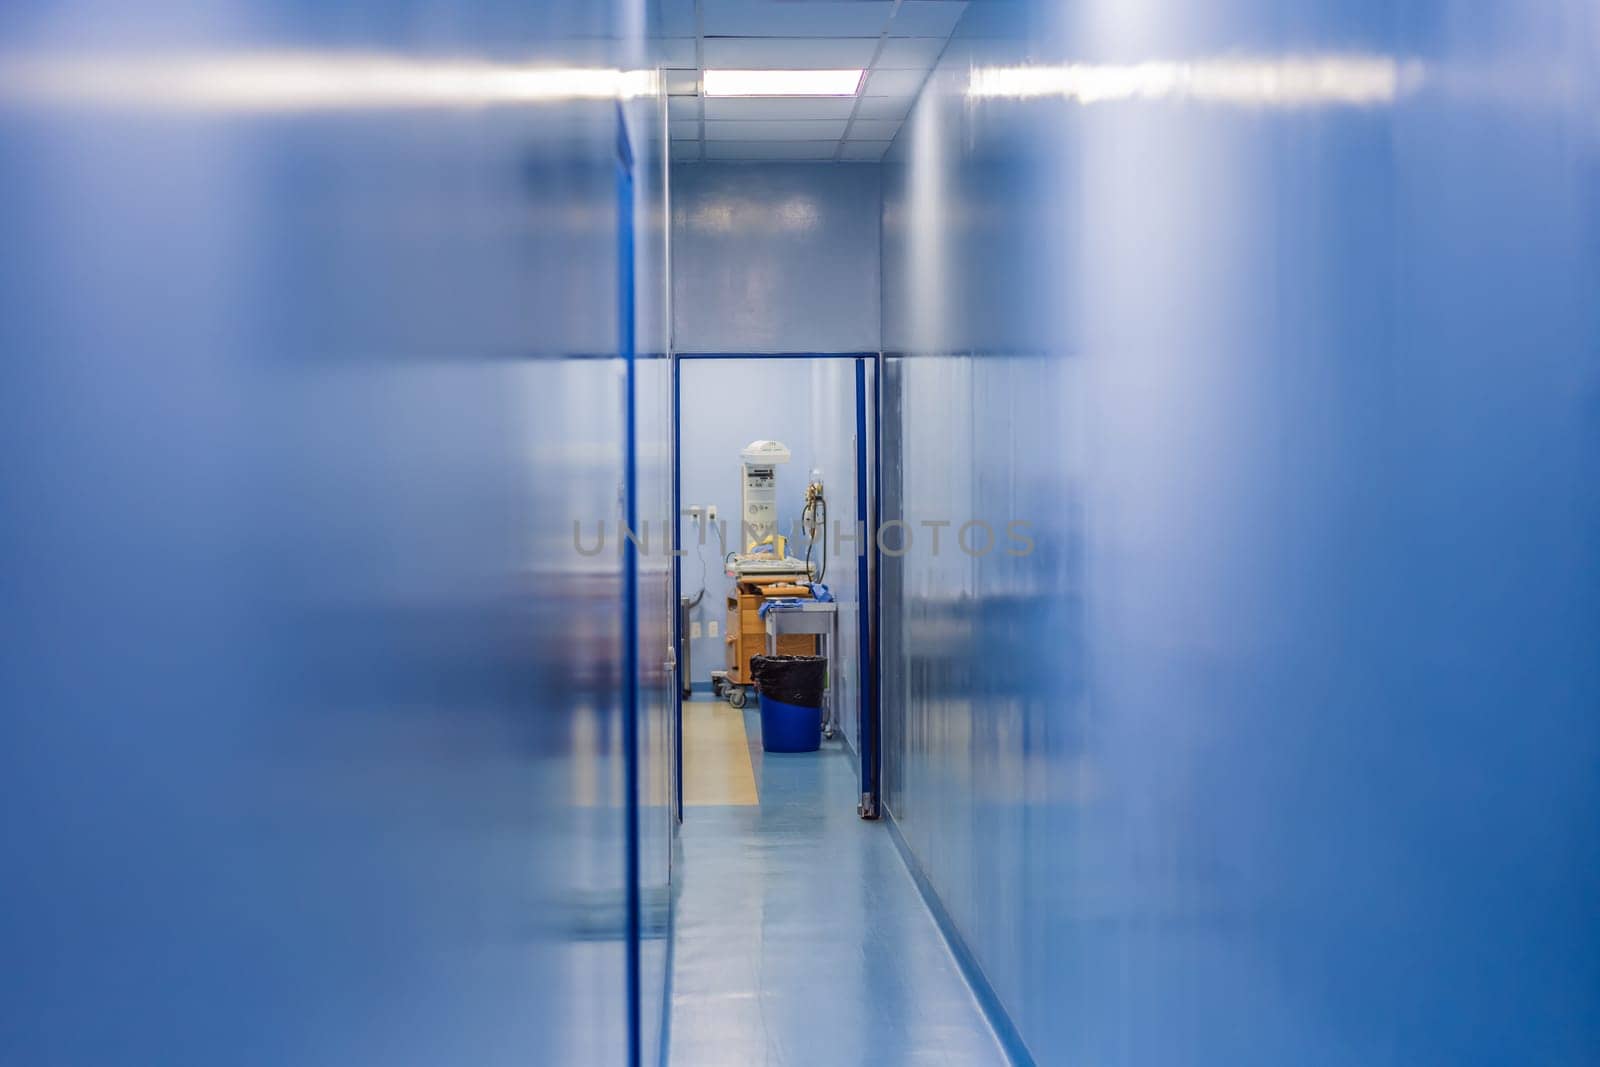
[657,0,968,163]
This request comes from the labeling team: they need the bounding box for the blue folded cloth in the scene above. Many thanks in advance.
[807,582,834,603]
[758,598,805,618]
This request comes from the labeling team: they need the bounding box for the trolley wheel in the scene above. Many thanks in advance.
[728,687,747,709]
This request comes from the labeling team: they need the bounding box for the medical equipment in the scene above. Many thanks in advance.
[726,554,812,577]
[740,439,790,551]
[726,439,814,579]
[801,470,827,584]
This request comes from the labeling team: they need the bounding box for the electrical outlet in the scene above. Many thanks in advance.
[708,620,719,638]
[690,621,702,639]
[706,504,717,523]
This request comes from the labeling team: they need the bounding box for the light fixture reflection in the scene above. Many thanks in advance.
[0,53,660,111]
[968,55,1422,107]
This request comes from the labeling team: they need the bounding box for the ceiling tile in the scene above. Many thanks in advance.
[888,1,968,38]
[657,37,696,68]
[839,141,892,161]
[864,69,928,96]
[700,0,894,38]
[848,118,900,140]
[702,36,879,70]
[705,141,841,161]
[667,96,701,119]
[706,119,849,142]
[663,69,699,95]
[703,97,858,121]
[669,120,701,140]
[854,95,913,120]
[875,37,946,69]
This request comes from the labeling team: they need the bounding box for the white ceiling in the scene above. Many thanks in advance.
[658,0,967,164]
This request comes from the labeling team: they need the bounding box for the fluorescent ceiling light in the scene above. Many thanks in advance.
[702,69,863,97]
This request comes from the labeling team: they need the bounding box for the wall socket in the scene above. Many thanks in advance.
[690,621,702,639]
[707,620,719,638]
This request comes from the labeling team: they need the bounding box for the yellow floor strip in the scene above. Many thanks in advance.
[682,700,758,806]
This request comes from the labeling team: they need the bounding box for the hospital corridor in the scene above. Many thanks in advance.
[2,1,1598,1065]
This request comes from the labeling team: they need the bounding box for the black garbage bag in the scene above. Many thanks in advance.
[750,655,827,709]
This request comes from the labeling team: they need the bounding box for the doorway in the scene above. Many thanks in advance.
[671,353,878,818]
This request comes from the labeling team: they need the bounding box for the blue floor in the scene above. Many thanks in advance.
[668,696,1009,1066]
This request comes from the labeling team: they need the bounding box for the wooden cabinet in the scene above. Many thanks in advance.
[724,587,816,685]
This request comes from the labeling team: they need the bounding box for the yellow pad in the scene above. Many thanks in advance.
[682,700,758,806]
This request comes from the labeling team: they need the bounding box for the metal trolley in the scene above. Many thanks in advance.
[761,600,839,738]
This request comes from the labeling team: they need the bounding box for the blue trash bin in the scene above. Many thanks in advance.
[751,655,826,753]
[758,694,822,753]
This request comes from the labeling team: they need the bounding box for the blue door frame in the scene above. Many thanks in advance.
[671,352,881,819]
[860,354,881,819]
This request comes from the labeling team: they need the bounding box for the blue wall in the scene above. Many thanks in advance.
[671,163,881,353]
[881,2,1600,1064]
[0,3,673,1064]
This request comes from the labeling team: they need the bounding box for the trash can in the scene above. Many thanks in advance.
[750,654,827,753]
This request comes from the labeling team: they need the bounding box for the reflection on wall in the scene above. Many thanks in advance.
[882,1,1600,1064]
[672,163,881,353]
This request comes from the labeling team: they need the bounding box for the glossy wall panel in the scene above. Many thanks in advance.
[671,163,881,354]
[0,2,671,1064]
[881,2,1600,1064]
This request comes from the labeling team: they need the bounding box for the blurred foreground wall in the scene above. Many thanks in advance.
[0,2,672,1063]
[880,2,1600,1063]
